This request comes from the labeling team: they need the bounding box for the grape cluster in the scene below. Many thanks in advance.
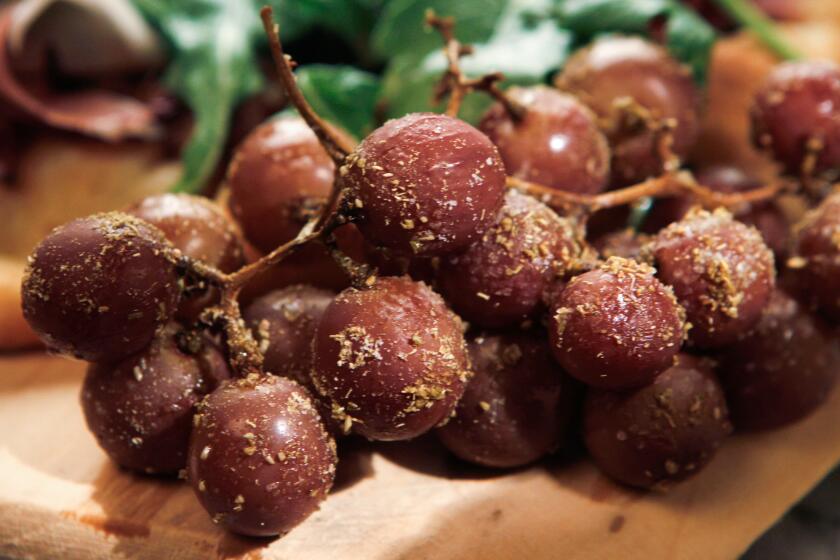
[19,23,840,538]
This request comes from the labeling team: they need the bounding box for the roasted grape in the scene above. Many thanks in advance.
[21,212,181,362]
[437,332,578,468]
[752,60,840,178]
[717,289,839,431]
[591,228,648,261]
[342,113,506,257]
[81,326,230,474]
[188,375,336,537]
[584,354,731,489]
[644,208,775,348]
[227,116,340,253]
[243,285,333,385]
[438,190,586,328]
[790,193,840,320]
[479,86,610,194]
[549,257,685,390]
[311,276,470,441]
[557,36,700,186]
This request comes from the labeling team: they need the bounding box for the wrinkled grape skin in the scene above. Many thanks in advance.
[21,212,181,362]
[752,61,840,177]
[311,276,470,441]
[438,190,586,328]
[437,332,579,468]
[81,327,230,474]
[557,36,700,186]
[645,208,775,348]
[791,193,840,320]
[717,289,839,431]
[479,86,610,194]
[188,375,336,537]
[227,116,337,253]
[343,113,507,257]
[549,257,685,390]
[584,354,731,489]
[243,285,333,386]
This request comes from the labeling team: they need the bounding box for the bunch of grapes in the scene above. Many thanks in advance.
[18,7,840,538]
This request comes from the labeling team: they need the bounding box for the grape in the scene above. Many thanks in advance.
[591,228,648,261]
[438,190,587,328]
[342,113,507,257]
[479,86,610,194]
[584,354,731,489]
[644,208,775,348]
[717,289,839,431]
[128,193,247,321]
[227,116,340,253]
[643,165,789,260]
[751,60,840,177]
[81,325,230,474]
[790,193,840,320]
[437,332,579,468]
[21,212,181,362]
[127,193,245,273]
[549,257,685,390]
[243,285,333,385]
[311,276,470,441]
[188,375,336,537]
[556,36,701,186]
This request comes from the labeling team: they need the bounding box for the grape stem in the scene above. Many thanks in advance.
[507,172,788,211]
[711,0,802,60]
[426,11,526,120]
[259,6,354,164]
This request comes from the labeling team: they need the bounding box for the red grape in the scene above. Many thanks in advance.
[790,193,840,320]
[21,212,181,362]
[311,276,470,441]
[437,332,579,468]
[188,375,336,536]
[584,354,731,489]
[752,60,840,178]
[343,113,507,257]
[438,190,587,328]
[557,36,701,186]
[549,257,686,390]
[479,86,610,194]
[645,208,775,347]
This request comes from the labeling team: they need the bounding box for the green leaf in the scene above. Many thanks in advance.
[133,0,266,193]
[370,0,506,61]
[296,65,381,138]
[378,0,571,123]
[665,5,716,82]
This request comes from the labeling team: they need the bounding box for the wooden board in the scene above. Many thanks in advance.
[0,352,838,560]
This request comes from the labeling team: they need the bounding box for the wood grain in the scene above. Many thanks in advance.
[0,352,838,560]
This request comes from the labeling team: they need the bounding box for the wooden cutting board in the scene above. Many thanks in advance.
[0,352,838,560]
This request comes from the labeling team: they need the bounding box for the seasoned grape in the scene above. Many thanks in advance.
[752,61,840,177]
[188,375,336,537]
[584,354,731,489]
[438,190,587,328]
[549,257,685,390]
[717,289,839,431]
[21,212,181,362]
[645,208,775,347]
[790,193,840,320]
[228,116,338,253]
[437,332,579,468]
[311,276,470,441]
[81,326,230,474]
[479,86,610,194]
[557,36,700,186]
[343,113,506,257]
[243,285,333,385]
